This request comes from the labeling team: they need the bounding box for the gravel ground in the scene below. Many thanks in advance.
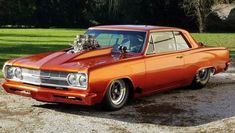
[0,61,235,133]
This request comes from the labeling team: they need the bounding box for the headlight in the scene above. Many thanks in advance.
[4,65,15,79]
[78,74,87,87]
[67,73,87,88]
[67,73,79,86]
[2,65,23,80]
[14,67,22,80]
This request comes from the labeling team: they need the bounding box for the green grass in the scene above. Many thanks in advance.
[191,33,235,58]
[191,33,235,48]
[0,29,234,77]
[0,28,86,77]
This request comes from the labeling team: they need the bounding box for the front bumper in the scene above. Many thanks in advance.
[1,80,100,105]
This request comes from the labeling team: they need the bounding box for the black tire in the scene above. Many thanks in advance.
[104,79,129,110]
[191,68,211,89]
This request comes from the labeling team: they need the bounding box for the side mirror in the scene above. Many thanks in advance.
[198,42,206,47]
[118,46,127,54]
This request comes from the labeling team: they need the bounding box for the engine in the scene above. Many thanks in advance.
[68,35,100,53]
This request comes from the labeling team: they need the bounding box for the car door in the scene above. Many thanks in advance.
[173,31,195,85]
[144,31,185,93]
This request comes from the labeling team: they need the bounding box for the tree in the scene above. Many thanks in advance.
[181,0,214,32]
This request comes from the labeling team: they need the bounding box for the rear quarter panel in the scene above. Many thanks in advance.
[183,47,230,84]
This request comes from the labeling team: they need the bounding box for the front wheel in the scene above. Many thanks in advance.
[104,79,129,110]
[191,68,211,89]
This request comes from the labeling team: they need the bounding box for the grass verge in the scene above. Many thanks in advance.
[0,29,234,77]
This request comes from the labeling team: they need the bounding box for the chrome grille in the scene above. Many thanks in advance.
[21,68,70,88]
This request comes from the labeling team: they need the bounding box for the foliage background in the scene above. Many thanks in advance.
[0,0,234,32]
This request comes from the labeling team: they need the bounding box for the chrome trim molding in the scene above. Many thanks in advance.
[6,67,87,90]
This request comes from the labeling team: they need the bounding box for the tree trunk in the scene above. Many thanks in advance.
[198,21,203,33]
[196,5,204,33]
[224,0,230,4]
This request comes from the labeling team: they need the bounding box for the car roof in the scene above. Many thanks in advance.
[89,25,180,32]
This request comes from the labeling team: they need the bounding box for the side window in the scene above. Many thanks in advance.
[147,32,176,54]
[146,36,155,54]
[174,32,190,50]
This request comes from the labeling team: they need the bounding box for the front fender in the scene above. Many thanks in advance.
[88,60,145,100]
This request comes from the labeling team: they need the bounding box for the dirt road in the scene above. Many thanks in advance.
[0,62,235,133]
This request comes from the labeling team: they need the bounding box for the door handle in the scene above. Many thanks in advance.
[176,56,183,59]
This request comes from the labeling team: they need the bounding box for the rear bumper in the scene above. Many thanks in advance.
[1,80,100,105]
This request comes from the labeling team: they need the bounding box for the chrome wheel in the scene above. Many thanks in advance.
[192,68,211,89]
[198,68,209,81]
[109,80,127,105]
[104,79,129,110]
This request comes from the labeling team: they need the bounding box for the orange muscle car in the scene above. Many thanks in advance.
[1,25,230,110]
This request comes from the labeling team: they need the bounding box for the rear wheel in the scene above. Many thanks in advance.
[191,68,211,89]
[104,79,129,110]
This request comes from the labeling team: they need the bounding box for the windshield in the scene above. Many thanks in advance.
[85,30,146,53]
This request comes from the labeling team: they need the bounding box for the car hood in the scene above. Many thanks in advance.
[9,48,141,72]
